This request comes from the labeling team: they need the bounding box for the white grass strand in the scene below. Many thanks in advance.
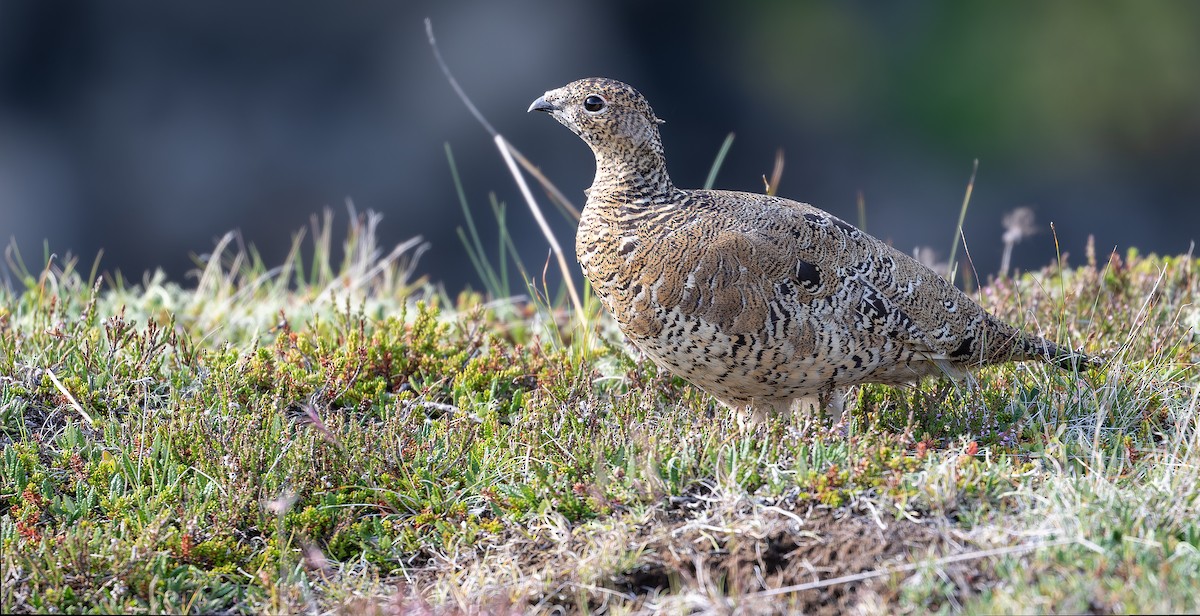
[496,134,584,319]
[46,368,93,425]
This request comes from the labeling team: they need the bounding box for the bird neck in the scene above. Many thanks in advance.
[589,140,676,202]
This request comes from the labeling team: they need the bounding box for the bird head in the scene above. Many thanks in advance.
[528,78,666,158]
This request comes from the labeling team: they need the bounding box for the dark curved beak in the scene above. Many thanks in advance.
[527,96,556,113]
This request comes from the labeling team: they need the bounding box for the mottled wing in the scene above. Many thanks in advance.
[740,200,949,363]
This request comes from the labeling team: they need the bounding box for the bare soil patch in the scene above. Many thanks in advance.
[616,500,984,614]
[374,490,996,614]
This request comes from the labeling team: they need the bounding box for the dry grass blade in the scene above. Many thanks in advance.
[424,19,496,138]
[947,159,979,286]
[46,368,93,425]
[425,18,583,317]
[425,16,580,224]
[495,135,584,318]
[763,147,785,196]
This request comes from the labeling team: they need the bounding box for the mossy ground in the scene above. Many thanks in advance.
[1,211,1197,614]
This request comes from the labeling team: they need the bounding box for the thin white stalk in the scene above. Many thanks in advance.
[496,134,584,320]
[47,368,94,425]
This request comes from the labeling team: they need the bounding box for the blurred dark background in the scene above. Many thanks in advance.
[1,1,1198,292]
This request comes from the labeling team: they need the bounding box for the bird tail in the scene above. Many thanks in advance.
[1018,334,1101,371]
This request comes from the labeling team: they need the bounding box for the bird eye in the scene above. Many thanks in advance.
[583,95,606,113]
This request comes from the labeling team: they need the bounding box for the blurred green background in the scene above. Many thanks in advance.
[1,1,1197,290]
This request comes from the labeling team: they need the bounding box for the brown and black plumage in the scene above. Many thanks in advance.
[529,77,1096,419]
